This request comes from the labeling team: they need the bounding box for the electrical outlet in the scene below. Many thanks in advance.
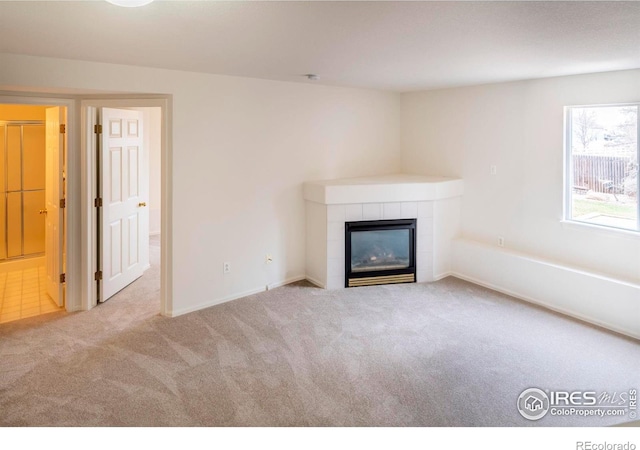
[497,236,505,247]
[266,254,273,264]
[490,165,497,175]
[223,262,231,274]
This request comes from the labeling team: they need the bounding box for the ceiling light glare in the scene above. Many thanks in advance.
[105,0,155,7]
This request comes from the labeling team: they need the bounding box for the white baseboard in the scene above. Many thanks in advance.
[449,271,639,340]
[167,274,308,318]
[452,238,640,340]
[433,271,453,281]
[168,286,266,317]
[304,275,326,289]
[164,242,640,341]
[267,275,307,290]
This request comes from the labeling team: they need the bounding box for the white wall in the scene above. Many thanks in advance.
[402,70,640,338]
[0,53,401,316]
[401,69,640,284]
[5,52,635,335]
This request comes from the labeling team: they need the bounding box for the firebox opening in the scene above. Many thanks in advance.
[345,219,417,287]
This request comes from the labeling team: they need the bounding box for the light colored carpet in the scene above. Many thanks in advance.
[1,237,638,426]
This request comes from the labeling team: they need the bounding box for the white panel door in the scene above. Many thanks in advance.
[100,108,149,302]
[45,107,64,307]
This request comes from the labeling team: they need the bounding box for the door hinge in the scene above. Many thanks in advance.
[94,271,103,281]
[59,198,66,209]
[60,273,66,283]
[94,124,102,134]
[94,198,103,207]
[59,124,66,134]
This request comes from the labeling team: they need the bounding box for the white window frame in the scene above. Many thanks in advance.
[564,102,640,234]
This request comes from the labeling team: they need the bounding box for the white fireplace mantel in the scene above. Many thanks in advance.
[303,174,464,205]
[303,174,464,289]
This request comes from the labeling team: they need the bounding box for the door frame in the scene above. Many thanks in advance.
[81,97,172,316]
[0,93,77,311]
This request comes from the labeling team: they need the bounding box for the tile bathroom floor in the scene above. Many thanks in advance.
[0,262,61,324]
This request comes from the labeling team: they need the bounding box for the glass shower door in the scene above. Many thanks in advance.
[0,122,46,260]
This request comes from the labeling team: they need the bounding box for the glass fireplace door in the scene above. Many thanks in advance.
[350,228,411,273]
[345,219,416,287]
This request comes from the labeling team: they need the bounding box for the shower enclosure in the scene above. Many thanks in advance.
[0,121,46,261]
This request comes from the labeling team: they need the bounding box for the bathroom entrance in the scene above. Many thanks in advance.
[0,104,67,323]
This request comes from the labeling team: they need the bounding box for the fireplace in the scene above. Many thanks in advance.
[345,219,417,287]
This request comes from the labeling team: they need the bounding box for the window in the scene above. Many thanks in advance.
[565,104,639,232]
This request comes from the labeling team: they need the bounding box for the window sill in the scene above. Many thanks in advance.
[560,220,640,240]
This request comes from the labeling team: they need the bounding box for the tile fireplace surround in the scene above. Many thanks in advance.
[304,174,464,289]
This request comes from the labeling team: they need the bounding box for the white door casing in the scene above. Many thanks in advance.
[99,107,149,301]
[45,107,65,307]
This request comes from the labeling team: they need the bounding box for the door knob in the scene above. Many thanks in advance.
[138,202,147,207]
[39,209,48,215]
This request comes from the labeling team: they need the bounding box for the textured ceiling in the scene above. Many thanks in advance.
[1,1,640,92]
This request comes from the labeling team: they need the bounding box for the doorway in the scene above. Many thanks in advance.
[0,93,171,317]
[83,98,169,315]
[0,104,67,323]
[92,106,161,304]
